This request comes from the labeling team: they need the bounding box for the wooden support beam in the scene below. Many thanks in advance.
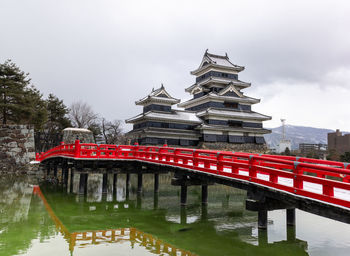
[137,173,143,193]
[181,185,187,205]
[154,173,159,193]
[202,185,208,204]
[258,210,268,229]
[286,208,296,226]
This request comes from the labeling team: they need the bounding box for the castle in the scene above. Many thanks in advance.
[126,51,271,147]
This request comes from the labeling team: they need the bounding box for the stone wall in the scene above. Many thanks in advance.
[198,142,269,154]
[0,125,36,172]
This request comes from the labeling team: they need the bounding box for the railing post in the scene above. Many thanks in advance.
[174,149,180,164]
[193,150,198,167]
[293,161,303,191]
[217,152,223,172]
[133,143,139,158]
[323,182,334,197]
[74,140,81,158]
[249,155,257,179]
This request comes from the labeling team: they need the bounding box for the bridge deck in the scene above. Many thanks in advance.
[36,141,350,211]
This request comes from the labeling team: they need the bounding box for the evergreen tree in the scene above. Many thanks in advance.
[0,60,32,124]
[46,94,71,130]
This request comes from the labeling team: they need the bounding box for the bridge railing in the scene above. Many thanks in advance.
[36,141,350,208]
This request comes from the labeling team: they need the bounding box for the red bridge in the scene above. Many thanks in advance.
[36,140,350,226]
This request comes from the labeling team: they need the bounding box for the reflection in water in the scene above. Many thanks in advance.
[1,172,350,255]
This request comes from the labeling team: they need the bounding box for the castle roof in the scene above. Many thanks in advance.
[125,110,202,124]
[191,50,244,75]
[185,77,251,93]
[196,108,272,121]
[136,85,180,105]
[178,92,260,108]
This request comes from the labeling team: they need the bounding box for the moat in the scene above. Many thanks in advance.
[1,172,350,256]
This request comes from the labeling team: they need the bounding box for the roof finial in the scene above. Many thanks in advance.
[152,87,154,92]
[161,83,164,89]
[205,49,208,54]
[225,52,228,58]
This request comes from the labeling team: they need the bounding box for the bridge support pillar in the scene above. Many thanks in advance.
[137,193,142,209]
[154,193,159,209]
[154,173,159,193]
[286,208,296,226]
[102,173,108,194]
[64,168,69,187]
[53,164,57,178]
[202,185,208,204]
[113,173,117,200]
[181,185,187,205]
[126,173,130,200]
[46,164,51,179]
[67,168,72,193]
[70,168,74,193]
[258,210,268,229]
[79,173,88,195]
[138,173,143,193]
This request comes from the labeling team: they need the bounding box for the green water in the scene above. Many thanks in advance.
[1,173,350,256]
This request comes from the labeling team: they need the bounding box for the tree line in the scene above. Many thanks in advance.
[0,60,125,151]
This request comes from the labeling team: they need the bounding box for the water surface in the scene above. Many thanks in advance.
[1,173,350,256]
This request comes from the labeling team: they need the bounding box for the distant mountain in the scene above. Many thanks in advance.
[263,125,338,150]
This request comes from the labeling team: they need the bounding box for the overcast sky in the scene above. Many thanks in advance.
[1,0,350,131]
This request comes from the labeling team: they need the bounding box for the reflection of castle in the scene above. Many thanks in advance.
[34,186,196,256]
[126,51,271,147]
[31,173,309,256]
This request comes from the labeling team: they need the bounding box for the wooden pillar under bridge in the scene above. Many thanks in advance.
[46,163,51,178]
[154,173,159,193]
[62,162,68,185]
[79,173,88,195]
[286,208,296,241]
[53,164,57,178]
[126,173,130,200]
[202,185,208,204]
[137,173,143,193]
[286,208,296,226]
[102,173,108,194]
[153,192,159,209]
[180,185,187,205]
[113,173,117,200]
[70,168,74,193]
[64,168,69,187]
[258,210,268,229]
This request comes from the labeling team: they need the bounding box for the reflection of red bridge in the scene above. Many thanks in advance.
[36,141,350,211]
[33,186,195,256]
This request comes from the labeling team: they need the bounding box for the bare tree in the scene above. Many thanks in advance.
[69,101,98,128]
[101,118,124,144]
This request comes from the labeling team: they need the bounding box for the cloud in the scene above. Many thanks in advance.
[0,0,350,132]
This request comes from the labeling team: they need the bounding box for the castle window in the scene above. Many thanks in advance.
[224,102,238,108]
[228,120,242,128]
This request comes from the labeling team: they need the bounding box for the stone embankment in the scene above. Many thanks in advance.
[0,125,36,173]
[199,142,269,154]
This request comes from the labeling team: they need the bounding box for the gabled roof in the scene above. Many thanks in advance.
[125,110,202,124]
[178,92,260,108]
[218,83,243,97]
[185,77,251,93]
[196,108,272,121]
[135,84,180,105]
[191,50,244,75]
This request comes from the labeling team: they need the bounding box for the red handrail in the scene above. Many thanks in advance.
[36,141,350,209]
